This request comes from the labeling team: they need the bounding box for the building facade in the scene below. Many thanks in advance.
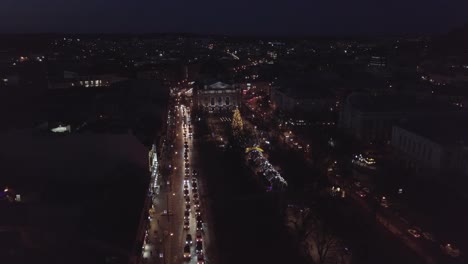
[391,124,468,175]
[340,92,467,143]
[195,81,241,113]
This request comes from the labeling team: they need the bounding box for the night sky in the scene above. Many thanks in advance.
[2,0,468,35]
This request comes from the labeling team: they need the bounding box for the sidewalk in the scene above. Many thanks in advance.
[140,179,177,264]
[139,140,176,264]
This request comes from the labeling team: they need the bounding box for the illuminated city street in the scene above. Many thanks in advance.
[2,9,468,264]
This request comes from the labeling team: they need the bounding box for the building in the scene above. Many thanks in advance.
[340,92,466,143]
[239,81,272,96]
[271,85,335,113]
[194,80,241,113]
[48,71,127,90]
[391,118,468,175]
[0,130,149,264]
[369,56,387,68]
[270,76,337,127]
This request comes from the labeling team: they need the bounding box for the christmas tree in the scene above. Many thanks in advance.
[231,108,243,134]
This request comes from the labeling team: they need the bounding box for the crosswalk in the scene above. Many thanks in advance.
[219,117,231,122]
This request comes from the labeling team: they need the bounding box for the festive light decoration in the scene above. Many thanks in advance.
[352,154,376,170]
[247,149,287,191]
[231,108,244,134]
[245,146,264,153]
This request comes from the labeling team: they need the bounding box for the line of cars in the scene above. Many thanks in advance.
[180,106,205,264]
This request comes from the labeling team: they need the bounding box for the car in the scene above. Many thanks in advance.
[408,228,421,238]
[197,254,205,264]
[185,234,193,245]
[192,170,198,176]
[193,193,199,200]
[184,183,189,190]
[192,182,198,188]
[185,168,190,173]
[185,162,190,167]
[183,189,189,197]
[184,141,188,145]
[192,187,198,193]
[195,207,201,216]
[184,244,191,259]
[185,148,189,152]
[185,196,191,204]
[354,181,361,188]
[183,220,190,230]
[185,157,189,161]
[184,210,190,220]
[440,243,461,257]
[355,190,366,198]
[196,215,203,223]
[192,177,197,183]
[195,231,203,242]
[184,153,188,158]
[194,199,200,208]
[185,204,191,211]
[362,187,371,193]
[196,221,203,231]
[196,241,203,254]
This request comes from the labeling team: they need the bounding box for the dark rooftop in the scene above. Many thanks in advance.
[348,92,462,113]
[397,117,468,145]
[0,131,149,263]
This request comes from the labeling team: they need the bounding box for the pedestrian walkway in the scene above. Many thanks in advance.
[140,183,175,264]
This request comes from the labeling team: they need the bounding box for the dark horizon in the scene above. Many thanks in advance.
[0,26,463,39]
[2,0,468,36]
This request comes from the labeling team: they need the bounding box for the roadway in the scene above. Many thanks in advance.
[138,97,214,264]
[169,101,213,264]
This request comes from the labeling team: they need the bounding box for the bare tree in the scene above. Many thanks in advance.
[308,216,340,264]
[287,206,340,264]
[288,207,315,242]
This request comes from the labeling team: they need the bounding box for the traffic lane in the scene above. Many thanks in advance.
[338,174,453,263]
[182,106,207,264]
[179,105,211,264]
[166,104,189,264]
[178,104,205,263]
[341,183,439,264]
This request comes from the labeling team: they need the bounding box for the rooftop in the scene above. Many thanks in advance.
[397,117,468,145]
[275,76,336,99]
[347,92,461,113]
[0,130,149,263]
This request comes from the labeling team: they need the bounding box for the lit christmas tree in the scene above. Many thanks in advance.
[231,108,244,134]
